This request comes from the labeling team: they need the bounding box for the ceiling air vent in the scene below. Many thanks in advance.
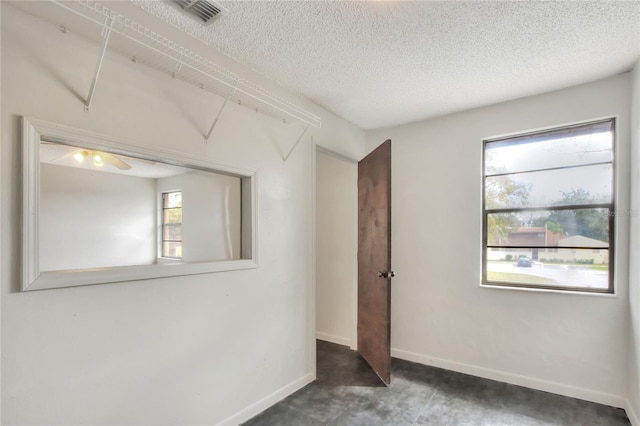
[175,0,225,25]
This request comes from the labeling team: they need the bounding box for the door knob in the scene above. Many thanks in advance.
[378,271,395,279]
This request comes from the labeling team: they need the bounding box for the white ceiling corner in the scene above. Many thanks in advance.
[132,0,640,130]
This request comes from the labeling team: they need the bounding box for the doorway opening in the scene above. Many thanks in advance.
[314,148,358,352]
[314,141,392,386]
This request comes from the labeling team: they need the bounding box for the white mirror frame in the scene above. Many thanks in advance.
[22,117,258,291]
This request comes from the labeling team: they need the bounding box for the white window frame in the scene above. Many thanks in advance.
[158,190,183,261]
[481,118,616,294]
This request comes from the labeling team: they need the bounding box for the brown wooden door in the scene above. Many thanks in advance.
[357,139,392,385]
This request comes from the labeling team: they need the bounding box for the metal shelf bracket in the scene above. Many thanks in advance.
[205,87,236,142]
[283,125,309,162]
[84,15,114,111]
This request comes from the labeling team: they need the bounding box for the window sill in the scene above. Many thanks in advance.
[480,282,617,297]
[157,257,182,265]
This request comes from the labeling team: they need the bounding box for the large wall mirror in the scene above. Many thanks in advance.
[22,117,257,291]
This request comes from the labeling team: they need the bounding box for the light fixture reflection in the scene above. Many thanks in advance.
[72,150,89,163]
[92,152,105,167]
[65,148,132,171]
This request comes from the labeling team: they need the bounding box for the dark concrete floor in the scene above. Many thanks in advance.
[243,340,631,426]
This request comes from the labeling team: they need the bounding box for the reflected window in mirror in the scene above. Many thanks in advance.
[161,191,183,260]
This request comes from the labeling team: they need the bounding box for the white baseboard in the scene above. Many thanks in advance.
[627,399,640,426]
[391,347,626,409]
[216,372,315,426]
[316,331,351,347]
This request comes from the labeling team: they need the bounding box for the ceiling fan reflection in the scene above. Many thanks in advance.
[69,149,131,170]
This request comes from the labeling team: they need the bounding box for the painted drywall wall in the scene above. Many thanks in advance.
[0,3,3,422]
[157,171,241,263]
[0,3,364,425]
[628,61,640,425]
[366,74,631,407]
[315,150,357,347]
[39,164,157,271]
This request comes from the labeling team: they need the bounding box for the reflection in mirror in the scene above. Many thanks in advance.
[23,117,256,291]
[39,141,242,272]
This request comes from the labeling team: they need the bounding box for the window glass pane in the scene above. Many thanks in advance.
[163,191,182,208]
[162,224,182,241]
[162,241,182,258]
[485,163,612,209]
[162,191,182,259]
[487,208,610,247]
[485,248,609,290]
[163,208,182,224]
[485,122,612,174]
[483,119,613,292]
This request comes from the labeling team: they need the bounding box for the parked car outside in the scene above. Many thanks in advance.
[517,257,532,267]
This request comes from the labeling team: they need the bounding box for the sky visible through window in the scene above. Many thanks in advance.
[486,131,613,207]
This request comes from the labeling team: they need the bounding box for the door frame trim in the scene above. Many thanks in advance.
[310,140,317,380]
[312,143,359,359]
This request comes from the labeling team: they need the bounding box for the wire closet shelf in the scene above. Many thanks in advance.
[49,0,322,129]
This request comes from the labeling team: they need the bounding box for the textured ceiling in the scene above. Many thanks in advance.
[133,1,640,130]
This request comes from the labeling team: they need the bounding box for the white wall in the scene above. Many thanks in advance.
[0,2,4,421]
[157,171,241,263]
[315,150,357,347]
[39,164,157,271]
[628,61,640,425]
[366,74,631,407]
[0,3,364,425]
